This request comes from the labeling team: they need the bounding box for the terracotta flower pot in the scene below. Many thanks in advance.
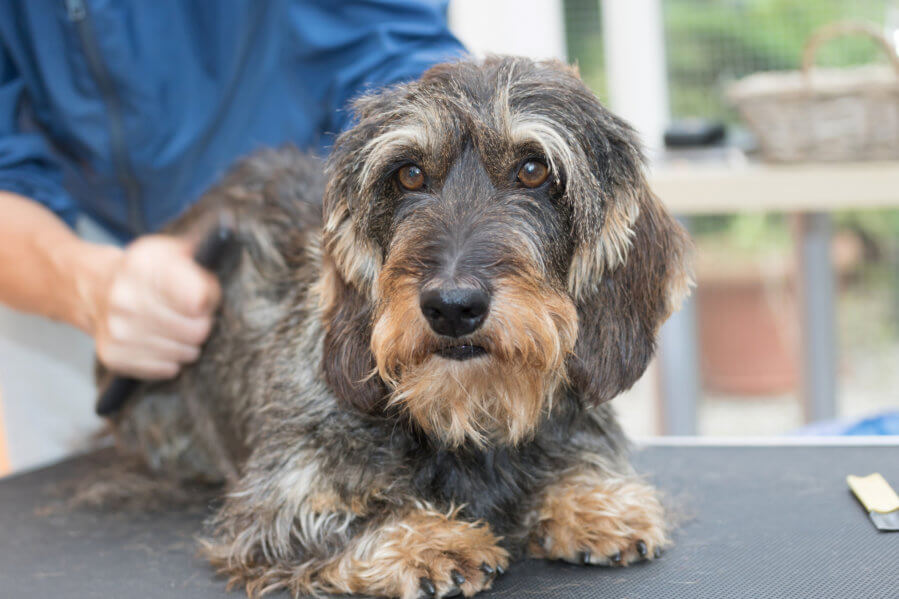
[695,232,861,396]
[696,263,799,395]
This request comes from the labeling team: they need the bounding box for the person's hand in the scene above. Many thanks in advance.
[88,235,222,379]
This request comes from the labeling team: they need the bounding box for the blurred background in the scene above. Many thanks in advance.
[1,0,897,474]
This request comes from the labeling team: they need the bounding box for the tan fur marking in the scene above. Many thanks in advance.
[317,507,510,599]
[322,205,382,294]
[664,242,695,318]
[567,189,641,299]
[312,256,342,317]
[304,490,376,517]
[528,469,670,565]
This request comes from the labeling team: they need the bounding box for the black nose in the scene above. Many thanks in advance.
[419,287,490,337]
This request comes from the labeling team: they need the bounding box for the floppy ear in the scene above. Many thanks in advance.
[536,75,693,406]
[322,84,413,294]
[319,258,389,414]
[568,180,693,405]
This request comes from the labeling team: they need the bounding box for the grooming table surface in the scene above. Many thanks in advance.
[1,441,897,599]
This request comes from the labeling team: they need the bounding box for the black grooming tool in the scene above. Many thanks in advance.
[95,222,239,417]
[664,119,726,148]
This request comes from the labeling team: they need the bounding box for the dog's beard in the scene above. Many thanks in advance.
[388,356,564,447]
[371,277,578,447]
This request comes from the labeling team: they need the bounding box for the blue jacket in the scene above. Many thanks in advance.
[0,1,464,239]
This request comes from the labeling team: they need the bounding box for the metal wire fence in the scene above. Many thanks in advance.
[564,0,894,122]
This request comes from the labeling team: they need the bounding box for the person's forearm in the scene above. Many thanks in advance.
[0,191,121,334]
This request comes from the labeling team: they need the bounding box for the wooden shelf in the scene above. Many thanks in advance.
[650,161,899,214]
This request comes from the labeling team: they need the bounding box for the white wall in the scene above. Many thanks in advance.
[601,0,670,154]
[448,0,566,60]
[0,307,98,472]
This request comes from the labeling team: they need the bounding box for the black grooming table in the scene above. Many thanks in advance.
[2,440,897,599]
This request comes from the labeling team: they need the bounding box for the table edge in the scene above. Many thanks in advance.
[636,435,899,447]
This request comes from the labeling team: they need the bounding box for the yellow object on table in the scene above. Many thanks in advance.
[847,473,899,513]
[847,473,899,531]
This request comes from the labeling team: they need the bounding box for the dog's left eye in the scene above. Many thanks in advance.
[517,159,550,188]
[397,164,426,191]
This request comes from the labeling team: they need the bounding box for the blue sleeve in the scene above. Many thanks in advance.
[296,0,467,136]
[0,43,77,227]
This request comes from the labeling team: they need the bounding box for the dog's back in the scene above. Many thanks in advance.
[104,147,326,485]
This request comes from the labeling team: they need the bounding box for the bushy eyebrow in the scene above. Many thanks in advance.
[507,112,576,186]
[359,125,433,190]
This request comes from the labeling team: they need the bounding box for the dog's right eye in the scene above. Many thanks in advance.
[397,164,426,191]
[517,159,550,188]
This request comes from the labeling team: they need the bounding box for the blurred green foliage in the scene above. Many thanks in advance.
[661,0,899,249]
[665,0,891,121]
[563,0,608,101]
[690,213,790,251]
[564,0,891,120]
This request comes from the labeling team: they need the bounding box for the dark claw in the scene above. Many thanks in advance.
[419,577,436,596]
[636,541,648,558]
[653,547,662,559]
[579,550,591,565]
[496,565,505,576]
[480,563,494,576]
[451,570,466,586]
[610,551,622,564]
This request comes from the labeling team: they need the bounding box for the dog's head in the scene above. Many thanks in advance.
[320,57,691,447]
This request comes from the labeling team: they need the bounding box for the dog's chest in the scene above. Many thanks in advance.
[406,444,544,535]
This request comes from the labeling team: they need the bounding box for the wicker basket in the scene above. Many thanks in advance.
[728,21,899,162]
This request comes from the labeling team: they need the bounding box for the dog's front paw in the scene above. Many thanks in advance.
[323,507,510,598]
[529,472,669,566]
